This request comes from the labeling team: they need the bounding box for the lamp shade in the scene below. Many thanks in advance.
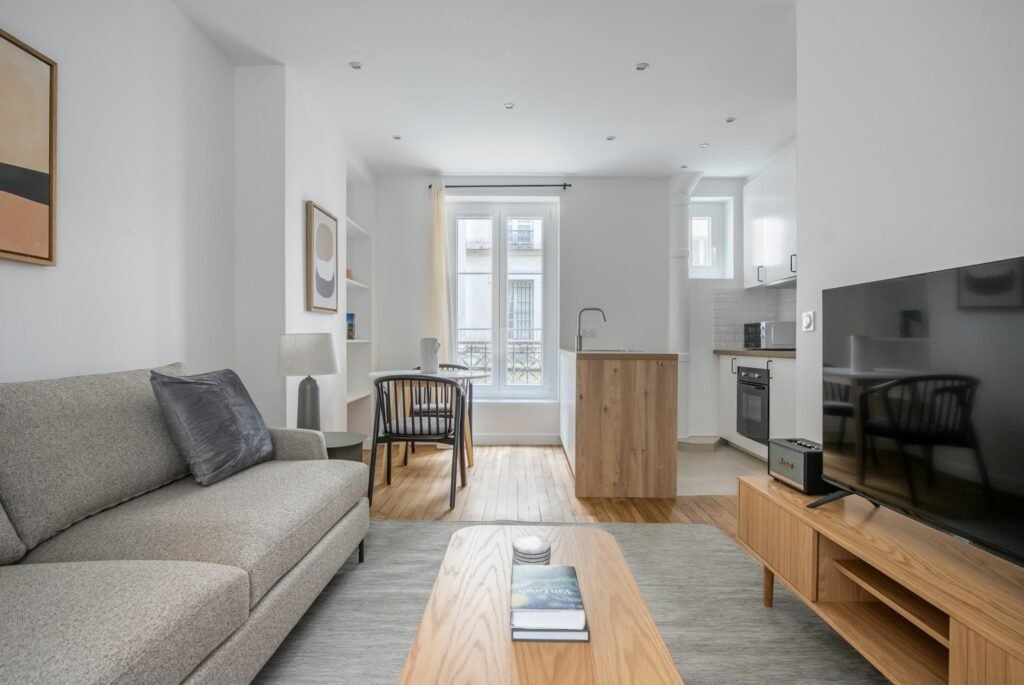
[278,333,340,377]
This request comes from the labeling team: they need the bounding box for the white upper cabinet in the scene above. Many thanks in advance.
[743,144,797,288]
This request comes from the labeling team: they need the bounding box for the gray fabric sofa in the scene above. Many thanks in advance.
[0,364,370,684]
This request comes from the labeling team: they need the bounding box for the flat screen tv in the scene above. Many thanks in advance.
[821,256,1024,565]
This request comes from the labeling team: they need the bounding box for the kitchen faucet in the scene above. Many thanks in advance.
[576,307,607,352]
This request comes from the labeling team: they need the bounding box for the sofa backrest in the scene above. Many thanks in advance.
[0,503,26,564]
[0,364,188,549]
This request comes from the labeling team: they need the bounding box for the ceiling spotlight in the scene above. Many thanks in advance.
[725,116,736,123]
[635,62,650,71]
[606,135,617,141]
[680,164,688,169]
[348,61,363,70]
[504,102,515,110]
[700,142,710,148]
[392,134,402,141]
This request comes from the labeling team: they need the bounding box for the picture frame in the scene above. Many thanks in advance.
[306,200,339,313]
[957,257,1024,309]
[0,28,57,266]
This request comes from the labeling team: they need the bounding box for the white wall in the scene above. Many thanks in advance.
[687,178,744,437]
[0,0,235,382]
[375,175,670,442]
[234,66,286,423]
[795,0,1024,439]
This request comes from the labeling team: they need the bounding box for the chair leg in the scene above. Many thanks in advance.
[367,435,379,504]
[458,424,468,488]
[838,416,847,448]
[971,438,995,503]
[924,445,935,486]
[411,442,416,454]
[386,443,393,485]
[404,442,409,466]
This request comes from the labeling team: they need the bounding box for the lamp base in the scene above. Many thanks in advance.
[297,376,320,430]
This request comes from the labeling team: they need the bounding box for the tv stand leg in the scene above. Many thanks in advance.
[807,489,854,509]
[763,567,774,608]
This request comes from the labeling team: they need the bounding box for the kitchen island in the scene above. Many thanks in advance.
[559,349,678,498]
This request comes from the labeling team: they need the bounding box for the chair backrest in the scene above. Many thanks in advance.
[374,375,462,438]
[824,381,850,403]
[864,375,979,439]
[411,363,470,371]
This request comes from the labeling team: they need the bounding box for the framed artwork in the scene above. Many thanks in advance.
[306,200,339,313]
[958,258,1024,309]
[0,29,57,266]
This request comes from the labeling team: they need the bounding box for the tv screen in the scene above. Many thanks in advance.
[822,257,1024,565]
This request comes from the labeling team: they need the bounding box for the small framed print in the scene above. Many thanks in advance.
[306,201,339,313]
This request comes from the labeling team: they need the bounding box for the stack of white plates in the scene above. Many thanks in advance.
[512,536,551,565]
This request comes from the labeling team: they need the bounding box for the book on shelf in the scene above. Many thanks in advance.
[510,565,589,642]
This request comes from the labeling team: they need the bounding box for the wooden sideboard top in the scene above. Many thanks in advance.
[739,476,1024,661]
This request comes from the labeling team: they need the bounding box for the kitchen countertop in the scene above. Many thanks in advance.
[713,348,796,359]
[561,349,678,361]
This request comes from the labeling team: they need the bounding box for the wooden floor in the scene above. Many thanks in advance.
[365,444,738,539]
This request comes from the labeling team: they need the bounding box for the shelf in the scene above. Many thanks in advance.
[347,339,371,344]
[347,391,371,403]
[346,278,370,290]
[346,216,370,238]
[833,558,950,647]
[812,602,948,685]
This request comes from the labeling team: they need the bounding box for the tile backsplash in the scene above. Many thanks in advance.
[714,287,797,348]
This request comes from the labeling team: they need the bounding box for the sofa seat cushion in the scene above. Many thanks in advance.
[24,459,368,607]
[0,560,248,685]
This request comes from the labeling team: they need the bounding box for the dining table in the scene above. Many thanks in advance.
[368,368,487,467]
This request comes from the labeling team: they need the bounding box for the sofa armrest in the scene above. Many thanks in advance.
[269,428,328,461]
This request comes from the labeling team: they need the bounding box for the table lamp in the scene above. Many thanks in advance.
[278,333,340,430]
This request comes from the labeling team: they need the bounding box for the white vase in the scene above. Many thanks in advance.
[420,338,440,374]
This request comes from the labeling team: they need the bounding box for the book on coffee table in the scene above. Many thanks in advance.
[510,565,589,641]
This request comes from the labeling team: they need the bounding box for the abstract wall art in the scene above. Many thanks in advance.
[306,200,338,313]
[0,29,57,266]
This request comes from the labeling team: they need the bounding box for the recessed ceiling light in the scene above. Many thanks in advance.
[680,164,688,169]
[606,135,617,141]
[725,116,736,123]
[700,142,710,148]
[635,62,650,71]
[348,61,363,70]
[504,102,515,110]
[392,134,402,141]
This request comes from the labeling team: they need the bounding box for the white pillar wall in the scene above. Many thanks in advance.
[669,172,704,440]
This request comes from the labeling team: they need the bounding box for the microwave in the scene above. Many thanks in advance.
[744,321,796,350]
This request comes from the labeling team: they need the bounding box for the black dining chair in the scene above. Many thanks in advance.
[367,375,467,509]
[858,374,991,506]
[405,363,472,465]
[823,380,856,448]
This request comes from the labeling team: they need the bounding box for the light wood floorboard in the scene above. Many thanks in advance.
[364,444,738,539]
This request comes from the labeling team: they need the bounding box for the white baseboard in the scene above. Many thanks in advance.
[473,433,561,446]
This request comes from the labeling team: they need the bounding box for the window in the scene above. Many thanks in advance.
[450,200,558,398]
[689,198,734,280]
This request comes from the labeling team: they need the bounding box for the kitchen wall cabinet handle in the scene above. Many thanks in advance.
[790,254,797,273]
[767,359,773,379]
[757,265,765,283]
[731,358,737,374]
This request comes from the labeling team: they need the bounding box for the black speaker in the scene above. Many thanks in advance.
[768,438,833,495]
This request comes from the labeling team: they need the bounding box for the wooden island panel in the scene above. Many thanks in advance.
[573,353,677,498]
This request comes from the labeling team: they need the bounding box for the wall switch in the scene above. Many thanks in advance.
[801,311,816,332]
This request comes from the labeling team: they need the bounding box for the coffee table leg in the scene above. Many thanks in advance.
[763,566,774,607]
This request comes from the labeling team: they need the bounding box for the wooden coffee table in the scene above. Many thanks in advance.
[399,525,684,684]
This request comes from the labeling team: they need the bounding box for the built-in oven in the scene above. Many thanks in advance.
[736,365,770,442]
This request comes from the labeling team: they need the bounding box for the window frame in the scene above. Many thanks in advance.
[448,200,559,400]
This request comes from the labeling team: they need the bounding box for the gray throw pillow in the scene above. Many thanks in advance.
[150,369,273,485]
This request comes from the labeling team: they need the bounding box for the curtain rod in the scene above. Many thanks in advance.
[427,183,571,190]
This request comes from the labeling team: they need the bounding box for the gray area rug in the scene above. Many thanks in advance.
[256,521,886,684]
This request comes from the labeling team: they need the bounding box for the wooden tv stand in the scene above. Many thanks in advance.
[737,476,1024,684]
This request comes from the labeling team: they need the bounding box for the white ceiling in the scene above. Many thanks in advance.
[175,0,796,178]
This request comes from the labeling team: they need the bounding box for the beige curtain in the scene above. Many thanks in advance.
[430,180,452,362]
